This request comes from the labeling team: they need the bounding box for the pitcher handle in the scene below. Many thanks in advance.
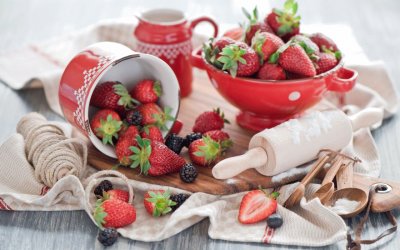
[189,16,218,37]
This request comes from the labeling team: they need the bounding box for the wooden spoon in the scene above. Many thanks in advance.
[313,157,344,204]
[284,154,330,208]
[325,162,368,218]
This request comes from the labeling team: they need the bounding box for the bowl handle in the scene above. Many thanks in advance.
[326,67,358,92]
[191,46,205,70]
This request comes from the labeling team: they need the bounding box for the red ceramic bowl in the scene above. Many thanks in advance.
[191,49,357,131]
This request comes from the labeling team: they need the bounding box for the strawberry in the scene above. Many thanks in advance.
[251,31,284,63]
[192,108,230,133]
[203,130,233,151]
[214,37,236,51]
[115,126,139,166]
[104,189,130,203]
[290,34,319,58]
[90,81,138,111]
[257,63,287,80]
[265,0,300,41]
[309,32,339,52]
[242,7,274,45]
[170,119,183,135]
[188,136,221,166]
[217,42,260,77]
[238,189,279,224]
[316,52,338,74]
[144,190,176,217]
[90,109,122,145]
[270,43,316,77]
[130,79,162,104]
[94,199,136,228]
[140,125,164,142]
[223,27,244,41]
[203,37,235,69]
[129,136,186,176]
[137,103,174,131]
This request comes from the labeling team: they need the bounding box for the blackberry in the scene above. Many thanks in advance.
[97,228,119,247]
[94,180,113,197]
[184,132,202,147]
[165,134,185,154]
[179,163,198,183]
[125,110,142,126]
[170,193,190,211]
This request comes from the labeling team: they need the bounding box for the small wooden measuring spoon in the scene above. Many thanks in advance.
[313,157,344,204]
[284,154,331,208]
[325,162,368,218]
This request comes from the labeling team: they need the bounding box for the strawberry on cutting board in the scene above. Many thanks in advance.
[130,79,162,104]
[203,130,233,151]
[115,126,140,166]
[90,109,122,145]
[94,199,136,228]
[238,190,279,224]
[137,103,174,131]
[129,136,186,176]
[144,190,176,217]
[90,81,138,111]
[265,0,300,41]
[188,136,222,166]
[192,108,230,134]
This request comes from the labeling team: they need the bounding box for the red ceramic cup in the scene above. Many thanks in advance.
[134,9,218,98]
[192,48,358,131]
[59,42,180,158]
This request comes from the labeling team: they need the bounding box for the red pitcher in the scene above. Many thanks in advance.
[134,9,218,97]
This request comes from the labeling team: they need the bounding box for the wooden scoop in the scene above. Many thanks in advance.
[313,157,344,204]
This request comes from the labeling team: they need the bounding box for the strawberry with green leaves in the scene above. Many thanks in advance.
[203,37,235,69]
[130,79,162,104]
[188,136,221,166]
[251,31,284,63]
[115,126,140,166]
[94,198,136,229]
[90,109,122,145]
[129,136,186,176]
[290,34,320,58]
[265,0,300,41]
[238,189,279,224]
[144,190,176,217]
[192,108,230,134]
[309,32,339,53]
[140,125,164,143]
[203,130,233,151]
[137,103,174,131]
[242,7,274,45]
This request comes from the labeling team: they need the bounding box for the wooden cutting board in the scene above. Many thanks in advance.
[88,71,306,195]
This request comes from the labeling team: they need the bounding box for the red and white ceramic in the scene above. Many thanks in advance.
[134,9,218,98]
[59,42,180,158]
[192,49,358,131]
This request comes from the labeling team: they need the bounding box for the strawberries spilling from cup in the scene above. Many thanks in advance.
[203,0,342,80]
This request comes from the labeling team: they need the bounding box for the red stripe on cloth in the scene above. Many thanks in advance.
[262,226,275,244]
[29,45,64,68]
[40,186,50,196]
[0,197,12,210]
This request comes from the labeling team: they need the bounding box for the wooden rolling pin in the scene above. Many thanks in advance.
[212,108,383,179]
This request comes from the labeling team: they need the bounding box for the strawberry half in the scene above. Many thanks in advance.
[104,189,130,203]
[129,136,186,176]
[140,125,164,143]
[265,0,300,41]
[188,136,221,166]
[192,108,230,134]
[90,109,122,145]
[257,63,286,80]
[144,190,176,217]
[251,31,284,63]
[203,130,233,151]
[94,199,136,229]
[130,79,162,104]
[137,103,174,131]
[90,81,138,111]
[238,189,279,224]
[115,126,140,166]
[242,7,274,45]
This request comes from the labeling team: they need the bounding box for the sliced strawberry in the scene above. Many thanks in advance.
[238,190,279,224]
[144,190,176,217]
[90,109,122,145]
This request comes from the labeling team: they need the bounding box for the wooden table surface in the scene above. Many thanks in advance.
[1,0,400,249]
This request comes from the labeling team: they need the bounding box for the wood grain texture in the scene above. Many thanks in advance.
[1,0,400,249]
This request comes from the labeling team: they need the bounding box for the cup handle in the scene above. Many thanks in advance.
[189,16,219,38]
[191,46,205,70]
[326,67,358,92]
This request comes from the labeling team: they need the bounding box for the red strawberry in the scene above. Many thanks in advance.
[203,37,236,70]
[192,108,230,133]
[130,79,162,104]
[130,137,186,176]
[115,126,140,166]
[140,125,164,142]
[204,130,233,151]
[265,0,301,41]
[290,34,319,57]
[137,103,174,131]
[94,199,136,228]
[223,27,244,41]
[170,119,183,135]
[214,37,236,51]
[316,52,338,74]
[274,43,316,77]
[188,136,221,166]
[217,43,260,77]
[144,190,176,217]
[238,190,279,224]
[309,32,339,52]
[242,7,274,45]
[257,63,287,80]
[251,32,284,62]
[90,81,137,111]
[105,189,130,203]
[90,109,122,145]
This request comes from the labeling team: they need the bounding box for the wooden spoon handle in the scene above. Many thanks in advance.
[336,161,353,189]
[212,147,268,179]
[301,154,330,186]
[321,158,343,185]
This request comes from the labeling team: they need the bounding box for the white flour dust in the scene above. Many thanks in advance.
[328,198,360,214]
[272,165,312,183]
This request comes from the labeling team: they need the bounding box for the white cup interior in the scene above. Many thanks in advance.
[86,53,180,158]
[140,9,186,25]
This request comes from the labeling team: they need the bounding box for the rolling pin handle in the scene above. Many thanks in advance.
[350,108,383,132]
